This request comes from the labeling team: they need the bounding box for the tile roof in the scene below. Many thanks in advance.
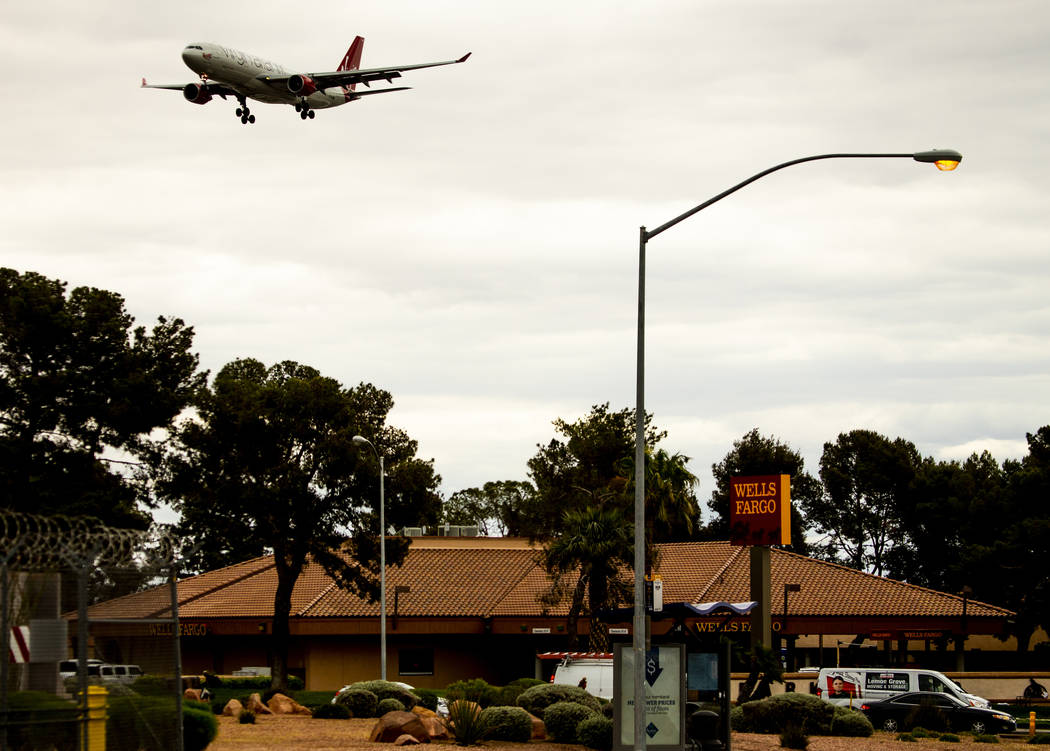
[82,538,1012,622]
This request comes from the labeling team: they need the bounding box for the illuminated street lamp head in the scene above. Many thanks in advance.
[352,435,368,446]
[913,149,963,171]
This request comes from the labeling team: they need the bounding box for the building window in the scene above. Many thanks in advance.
[399,647,434,676]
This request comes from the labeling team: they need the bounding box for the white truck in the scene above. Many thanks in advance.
[542,652,614,699]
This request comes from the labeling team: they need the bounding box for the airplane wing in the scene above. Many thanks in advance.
[257,52,471,91]
[141,78,239,99]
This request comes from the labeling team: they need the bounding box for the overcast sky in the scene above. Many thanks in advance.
[3,0,1048,522]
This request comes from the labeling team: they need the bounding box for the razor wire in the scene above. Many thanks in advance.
[0,509,178,572]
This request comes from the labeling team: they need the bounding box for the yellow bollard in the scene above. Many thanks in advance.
[85,685,107,751]
[1031,711,1037,736]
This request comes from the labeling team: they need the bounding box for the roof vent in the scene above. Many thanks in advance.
[402,527,424,537]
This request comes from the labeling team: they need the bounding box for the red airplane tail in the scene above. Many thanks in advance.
[338,36,364,90]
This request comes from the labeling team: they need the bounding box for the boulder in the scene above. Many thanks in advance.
[183,688,202,702]
[420,716,449,740]
[394,734,422,746]
[222,699,244,718]
[528,712,546,740]
[267,692,313,715]
[411,706,439,719]
[246,692,273,715]
[369,710,431,743]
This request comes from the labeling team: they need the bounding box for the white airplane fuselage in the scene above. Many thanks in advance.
[182,43,351,109]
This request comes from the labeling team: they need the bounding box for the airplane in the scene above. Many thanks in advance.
[142,37,470,124]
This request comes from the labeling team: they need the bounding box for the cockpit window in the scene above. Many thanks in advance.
[185,45,204,51]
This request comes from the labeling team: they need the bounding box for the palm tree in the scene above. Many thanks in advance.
[540,503,633,651]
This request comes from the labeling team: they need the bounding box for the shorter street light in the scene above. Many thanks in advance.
[353,434,387,681]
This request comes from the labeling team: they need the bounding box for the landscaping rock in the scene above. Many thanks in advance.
[267,692,312,715]
[394,734,422,746]
[528,712,547,740]
[184,688,203,702]
[222,699,244,718]
[369,710,431,743]
[246,692,273,715]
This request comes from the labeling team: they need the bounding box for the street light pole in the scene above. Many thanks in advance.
[632,149,961,751]
[353,434,387,681]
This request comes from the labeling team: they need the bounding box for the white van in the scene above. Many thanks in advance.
[816,668,989,708]
[552,655,614,699]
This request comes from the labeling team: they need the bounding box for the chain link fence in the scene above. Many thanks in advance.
[1,510,187,751]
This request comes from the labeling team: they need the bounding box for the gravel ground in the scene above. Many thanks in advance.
[208,715,1036,751]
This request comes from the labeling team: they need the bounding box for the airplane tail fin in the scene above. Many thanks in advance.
[338,36,364,90]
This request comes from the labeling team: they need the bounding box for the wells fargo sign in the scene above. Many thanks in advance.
[729,474,791,546]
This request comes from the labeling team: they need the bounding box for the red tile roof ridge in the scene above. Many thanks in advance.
[162,554,277,618]
[298,579,340,617]
[768,546,1015,616]
[691,543,746,603]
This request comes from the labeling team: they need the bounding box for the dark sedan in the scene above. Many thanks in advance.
[859,692,1017,734]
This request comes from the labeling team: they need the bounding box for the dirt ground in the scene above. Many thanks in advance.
[208,715,1037,751]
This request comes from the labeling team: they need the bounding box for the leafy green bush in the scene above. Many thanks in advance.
[577,715,614,751]
[494,678,545,707]
[108,695,177,751]
[185,699,211,713]
[4,691,78,751]
[898,733,917,742]
[544,700,599,743]
[517,683,602,716]
[912,727,935,738]
[974,735,1000,744]
[334,688,379,717]
[479,706,534,742]
[830,706,873,737]
[184,705,219,751]
[210,698,227,715]
[313,703,351,719]
[739,694,834,735]
[730,705,747,731]
[238,709,256,724]
[130,675,174,696]
[446,699,489,746]
[940,733,961,743]
[347,680,418,709]
[508,677,545,690]
[779,722,809,750]
[378,697,407,715]
[447,678,500,707]
[415,689,440,711]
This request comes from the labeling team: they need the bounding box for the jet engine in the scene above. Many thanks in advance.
[287,74,318,96]
[182,83,212,105]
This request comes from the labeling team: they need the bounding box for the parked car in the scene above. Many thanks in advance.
[57,660,141,684]
[859,691,1016,734]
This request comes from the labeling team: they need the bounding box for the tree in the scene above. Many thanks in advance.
[443,480,536,536]
[0,268,204,526]
[705,429,816,555]
[524,403,698,542]
[539,503,633,651]
[158,358,442,689]
[808,429,921,575]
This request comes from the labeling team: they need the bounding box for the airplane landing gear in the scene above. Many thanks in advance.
[296,99,315,120]
[235,99,256,125]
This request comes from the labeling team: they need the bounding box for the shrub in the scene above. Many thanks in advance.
[544,701,599,743]
[313,703,351,720]
[577,715,614,751]
[779,722,809,750]
[184,705,219,751]
[940,733,961,743]
[415,689,440,712]
[898,733,918,742]
[740,694,834,735]
[184,699,211,713]
[238,709,256,724]
[334,688,379,717]
[730,705,748,731]
[479,706,534,742]
[210,698,226,715]
[974,735,1000,744]
[495,678,545,707]
[508,677,545,690]
[517,683,602,716]
[5,691,78,751]
[830,706,873,737]
[347,680,418,709]
[1028,735,1050,745]
[912,727,935,738]
[108,695,177,751]
[378,698,407,715]
[447,678,500,707]
[446,699,489,746]
[130,675,174,696]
